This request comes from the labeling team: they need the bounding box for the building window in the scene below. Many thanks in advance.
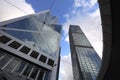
[0,50,6,61]
[22,64,33,77]
[8,41,21,49]
[13,61,26,75]
[30,51,39,59]
[37,69,45,80]
[0,54,12,69]
[47,59,54,66]
[30,66,39,79]
[4,58,20,72]
[20,46,30,54]
[0,35,11,44]
[39,55,47,63]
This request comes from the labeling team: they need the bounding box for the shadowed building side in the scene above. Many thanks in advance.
[97,0,119,80]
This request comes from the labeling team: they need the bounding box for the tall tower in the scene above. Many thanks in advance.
[69,25,101,80]
[0,10,62,80]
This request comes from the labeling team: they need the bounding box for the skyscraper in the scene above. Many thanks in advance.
[69,25,101,80]
[0,10,62,80]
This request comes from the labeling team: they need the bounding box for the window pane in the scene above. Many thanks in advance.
[13,61,26,75]
[4,58,20,72]
[37,69,45,80]
[0,50,6,61]
[30,66,39,79]
[72,33,91,46]
[22,64,33,77]
[0,55,12,69]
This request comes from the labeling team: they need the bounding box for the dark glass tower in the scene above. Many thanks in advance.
[0,10,62,80]
[69,25,101,80]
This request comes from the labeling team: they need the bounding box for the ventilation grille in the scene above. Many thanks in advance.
[30,51,39,59]
[20,46,30,54]
[8,41,22,49]
[47,59,54,66]
[0,35,11,44]
[39,55,47,63]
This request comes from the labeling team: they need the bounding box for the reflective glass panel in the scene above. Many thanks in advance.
[23,64,33,77]
[2,18,38,31]
[40,24,60,54]
[37,69,45,80]
[30,66,39,79]
[72,33,91,46]
[4,58,20,72]
[3,30,37,43]
[0,54,12,69]
[0,50,6,61]
[13,61,26,75]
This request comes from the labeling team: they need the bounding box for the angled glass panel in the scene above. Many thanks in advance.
[2,30,38,46]
[40,24,60,54]
[1,17,38,31]
[50,24,62,33]
[33,10,56,25]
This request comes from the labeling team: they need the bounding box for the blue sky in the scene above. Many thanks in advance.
[0,0,103,80]
[25,0,74,23]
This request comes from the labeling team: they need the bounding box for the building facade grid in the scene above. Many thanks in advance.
[69,25,101,80]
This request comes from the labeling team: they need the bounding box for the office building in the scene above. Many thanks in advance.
[69,25,101,80]
[0,10,62,80]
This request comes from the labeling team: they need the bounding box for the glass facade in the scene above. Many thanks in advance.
[69,25,101,80]
[0,10,62,80]
[0,12,61,57]
[72,33,91,46]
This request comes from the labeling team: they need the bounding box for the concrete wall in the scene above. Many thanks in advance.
[97,0,119,80]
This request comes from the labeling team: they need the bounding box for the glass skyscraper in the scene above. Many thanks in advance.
[69,25,101,80]
[0,10,62,80]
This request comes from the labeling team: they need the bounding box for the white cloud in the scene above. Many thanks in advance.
[0,0,35,22]
[90,0,97,7]
[63,13,70,19]
[73,0,90,8]
[59,53,73,80]
[62,0,103,58]
[73,0,97,8]
[65,34,69,42]
[73,0,81,8]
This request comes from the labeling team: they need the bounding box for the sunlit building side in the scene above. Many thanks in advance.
[69,25,101,80]
[0,10,62,80]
